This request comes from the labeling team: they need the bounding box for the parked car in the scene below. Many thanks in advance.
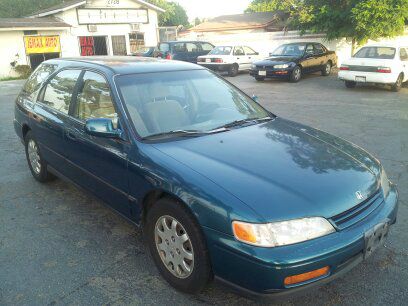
[250,42,337,82]
[338,44,408,92]
[15,57,398,297]
[157,41,214,63]
[197,45,261,77]
[132,46,158,57]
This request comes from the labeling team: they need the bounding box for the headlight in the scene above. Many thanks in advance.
[380,168,390,198]
[232,217,335,247]
[274,64,290,69]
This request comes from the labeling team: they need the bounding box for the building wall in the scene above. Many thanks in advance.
[180,30,408,66]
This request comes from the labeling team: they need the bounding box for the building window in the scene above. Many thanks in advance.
[129,32,145,53]
[24,30,38,35]
[79,36,108,56]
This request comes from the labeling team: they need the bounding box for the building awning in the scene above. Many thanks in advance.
[188,11,288,32]
[28,0,165,18]
[0,17,71,31]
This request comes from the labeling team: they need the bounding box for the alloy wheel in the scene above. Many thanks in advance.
[154,215,194,279]
[293,67,301,81]
[325,63,331,74]
[27,139,41,174]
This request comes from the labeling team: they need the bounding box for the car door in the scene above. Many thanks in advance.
[185,42,201,63]
[301,44,318,72]
[64,70,131,217]
[30,69,82,174]
[233,46,247,70]
[314,43,327,70]
[243,46,259,69]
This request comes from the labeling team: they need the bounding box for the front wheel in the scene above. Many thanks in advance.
[290,66,302,82]
[228,64,239,77]
[24,131,55,182]
[145,198,212,293]
[391,73,403,92]
[345,81,357,88]
[321,62,332,76]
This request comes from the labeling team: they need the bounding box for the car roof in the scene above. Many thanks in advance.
[361,43,402,48]
[46,56,204,75]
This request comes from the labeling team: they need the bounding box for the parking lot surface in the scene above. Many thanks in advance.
[1,73,407,305]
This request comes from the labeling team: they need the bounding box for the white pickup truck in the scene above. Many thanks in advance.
[197,45,261,77]
[338,44,408,91]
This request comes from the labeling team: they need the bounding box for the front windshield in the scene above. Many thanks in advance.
[353,47,396,59]
[209,46,232,55]
[116,70,270,138]
[272,44,306,56]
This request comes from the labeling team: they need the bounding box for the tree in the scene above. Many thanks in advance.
[0,0,63,17]
[245,0,301,13]
[148,0,189,27]
[291,0,408,54]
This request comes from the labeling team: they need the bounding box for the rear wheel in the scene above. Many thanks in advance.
[145,197,212,293]
[345,81,357,88]
[255,76,265,81]
[391,73,403,92]
[321,62,332,76]
[228,64,239,77]
[290,66,302,82]
[24,131,55,182]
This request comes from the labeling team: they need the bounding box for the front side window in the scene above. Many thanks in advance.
[75,71,115,121]
[243,46,257,55]
[23,63,58,96]
[305,44,314,55]
[201,43,214,51]
[159,43,170,53]
[354,47,396,59]
[116,70,270,138]
[314,44,325,54]
[186,43,200,53]
[233,47,245,56]
[42,69,81,114]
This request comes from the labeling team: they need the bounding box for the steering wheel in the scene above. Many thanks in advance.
[152,95,189,111]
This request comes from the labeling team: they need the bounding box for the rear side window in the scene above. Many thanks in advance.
[186,42,200,52]
[400,48,408,61]
[23,63,58,95]
[42,70,81,114]
[75,71,116,121]
[314,44,325,54]
[173,43,186,53]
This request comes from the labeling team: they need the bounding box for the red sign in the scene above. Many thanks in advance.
[79,36,95,56]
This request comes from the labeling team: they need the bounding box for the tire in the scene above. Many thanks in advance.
[255,76,265,81]
[321,62,332,76]
[228,64,239,77]
[24,131,55,183]
[290,66,302,82]
[145,197,212,293]
[345,81,357,88]
[391,73,404,92]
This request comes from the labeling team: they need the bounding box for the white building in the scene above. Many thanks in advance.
[0,0,164,78]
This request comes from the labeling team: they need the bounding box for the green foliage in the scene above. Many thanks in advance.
[13,64,32,78]
[0,0,63,17]
[292,0,408,46]
[148,0,189,27]
[245,0,301,13]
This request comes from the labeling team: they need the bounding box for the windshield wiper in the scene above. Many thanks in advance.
[213,116,273,130]
[143,128,229,140]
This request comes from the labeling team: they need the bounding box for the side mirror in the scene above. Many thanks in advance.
[252,95,259,103]
[85,118,122,138]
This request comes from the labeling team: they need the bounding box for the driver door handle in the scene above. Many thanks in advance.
[66,131,77,141]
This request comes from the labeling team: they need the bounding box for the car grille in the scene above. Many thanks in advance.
[348,65,378,72]
[330,188,383,230]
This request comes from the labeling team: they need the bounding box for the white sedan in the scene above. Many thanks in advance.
[338,44,408,91]
[197,45,261,77]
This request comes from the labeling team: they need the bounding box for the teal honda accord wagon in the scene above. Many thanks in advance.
[14,57,398,297]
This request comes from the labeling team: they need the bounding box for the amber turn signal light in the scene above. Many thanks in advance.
[284,266,330,286]
[232,221,257,244]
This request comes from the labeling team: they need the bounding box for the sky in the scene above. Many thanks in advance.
[174,0,252,21]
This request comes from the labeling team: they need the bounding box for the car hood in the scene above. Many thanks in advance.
[254,56,299,66]
[152,118,380,222]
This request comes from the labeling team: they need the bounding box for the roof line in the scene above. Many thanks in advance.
[28,0,165,18]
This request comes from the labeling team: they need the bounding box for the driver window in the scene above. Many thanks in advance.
[75,71,116,121]
[234,46,245,56]
[305,44,314,55]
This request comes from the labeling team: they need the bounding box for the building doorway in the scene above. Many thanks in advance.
[112,36,127,55]
[79,36,108,56]
[129,33,145,53]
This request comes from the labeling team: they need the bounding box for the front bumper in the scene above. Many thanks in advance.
[338,71,398,84]
[249,68,292,79]
[203,184,398,297]
[199,63,232,72]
